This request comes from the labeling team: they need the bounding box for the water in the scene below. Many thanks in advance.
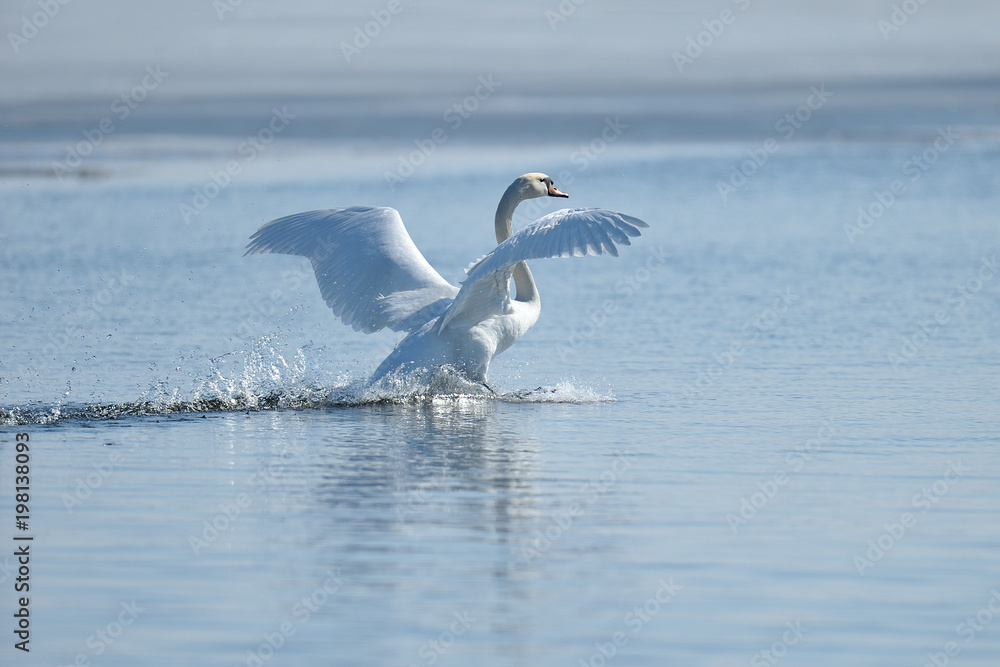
[3,4,1000,665]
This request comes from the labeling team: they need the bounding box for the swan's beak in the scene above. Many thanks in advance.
[548,183,569,198]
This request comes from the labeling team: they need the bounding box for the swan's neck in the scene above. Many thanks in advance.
[495,184,538,304]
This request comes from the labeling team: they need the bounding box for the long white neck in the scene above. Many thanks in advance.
[495,183,538,304]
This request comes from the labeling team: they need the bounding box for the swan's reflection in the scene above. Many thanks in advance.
[312,399,543,547]
[217,398,630,655]
[209,392,638,663]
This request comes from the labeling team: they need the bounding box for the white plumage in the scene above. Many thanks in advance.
[246,173,648,388]
[245,206,458,333]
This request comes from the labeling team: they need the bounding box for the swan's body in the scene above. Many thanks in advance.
[245,173,647,387]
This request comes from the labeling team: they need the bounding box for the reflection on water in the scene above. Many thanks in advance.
[312,399,542,540]
[219,400,555,666]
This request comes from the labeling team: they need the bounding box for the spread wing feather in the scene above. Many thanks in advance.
[440,208,648,329]
[245,206,458,333]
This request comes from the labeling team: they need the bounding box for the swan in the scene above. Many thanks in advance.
[245,173,648,389]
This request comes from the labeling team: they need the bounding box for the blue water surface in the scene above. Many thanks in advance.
[1,82,999,667]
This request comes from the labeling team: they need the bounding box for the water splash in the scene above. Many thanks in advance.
[501,381,614,403]
[1,337,612,426]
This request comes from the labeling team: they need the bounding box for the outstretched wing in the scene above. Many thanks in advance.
[245,206,459,333]
[441,208,648,329]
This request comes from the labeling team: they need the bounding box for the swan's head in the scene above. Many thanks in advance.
[514,172,569,200]
[496,173,570,240]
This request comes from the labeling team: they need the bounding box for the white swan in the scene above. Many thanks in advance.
[245,173,648,388]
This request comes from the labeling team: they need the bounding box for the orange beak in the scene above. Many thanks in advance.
[548,183,569,198]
